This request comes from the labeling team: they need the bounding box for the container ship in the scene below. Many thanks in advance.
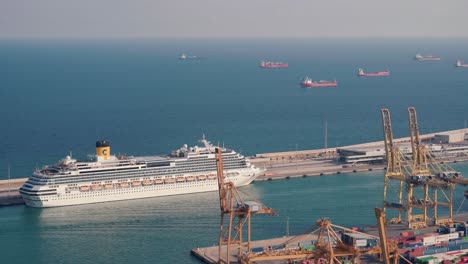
[357,68,390,77]
[300,77,338,88]
[415,53,441,61]
[456,59,468,68]
[19,137,263,208]
[260,61,288,68]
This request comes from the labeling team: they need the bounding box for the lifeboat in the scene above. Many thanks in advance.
[197,175,207,181]
[164,177,175,184]
[79,185,90,192]
[142,179,153,186]
[119,182,129,188]
[132,181,142,187]
[186,176,196,182]
[207,174,217,180]
[154,178,164,184]
[176,176,186,182]
[104,183,114,189]
[91,184,102,191]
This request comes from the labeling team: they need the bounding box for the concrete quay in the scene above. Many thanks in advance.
[191,234,319,264]
[0,178,26,206]
[250,156,468,182]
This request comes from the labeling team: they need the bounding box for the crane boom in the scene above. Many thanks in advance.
[381,109,403,178]
[216,148,229,213]
[408,107,429,174]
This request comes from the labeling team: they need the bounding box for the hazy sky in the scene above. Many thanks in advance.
[1,0,468,38]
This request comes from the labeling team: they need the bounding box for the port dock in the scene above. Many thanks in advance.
[191,213,468,264]
[2,128,468,206]
[191,234,319,264]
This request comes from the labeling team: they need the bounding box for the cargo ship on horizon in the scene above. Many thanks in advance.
[260,61,288,68]
[300,77,337,88]
[357,68,390,77]
[456,59,468,68]
[179,53,205,60]
[415,53,441,61]
[19,137,263,207]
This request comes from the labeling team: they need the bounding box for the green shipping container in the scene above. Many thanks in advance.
[301,245,315,251]
[416,256,435,264]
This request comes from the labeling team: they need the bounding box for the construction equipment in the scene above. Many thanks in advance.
[215,147,275,264]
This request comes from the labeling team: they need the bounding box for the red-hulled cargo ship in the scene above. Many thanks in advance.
[456,59,468,68]
[357,68,390,77]
[301,77,338,88]
[260,61,288,68]
[415,53,441,61]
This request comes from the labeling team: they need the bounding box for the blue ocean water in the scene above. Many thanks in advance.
[0,39,468,264]
[1,38,468,179]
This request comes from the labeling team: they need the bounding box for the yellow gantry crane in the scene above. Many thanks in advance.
[381,107,466,229]
[381,109,406,224]
[406,106,433,228]
[215,147,275,264]
[407,107,462,227]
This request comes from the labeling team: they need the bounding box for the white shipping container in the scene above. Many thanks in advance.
[448,233,459,239]
[422,236,436,243]
[435,234,450,242]
[355,239,367,247]
[423,241,436,246]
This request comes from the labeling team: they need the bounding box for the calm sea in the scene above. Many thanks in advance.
[1,38,468,179]
[0,38,467,263]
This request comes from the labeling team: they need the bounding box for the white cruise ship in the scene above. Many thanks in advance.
[20,137,263,208]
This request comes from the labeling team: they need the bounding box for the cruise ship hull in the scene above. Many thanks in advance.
[21,171,261,208]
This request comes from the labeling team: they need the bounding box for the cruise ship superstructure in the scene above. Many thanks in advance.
[20,138,263,208]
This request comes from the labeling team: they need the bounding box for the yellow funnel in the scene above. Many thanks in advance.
[96,140,110,160]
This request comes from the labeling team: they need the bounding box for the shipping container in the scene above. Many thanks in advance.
[298,241,312,247]
[251,247,264,253]
[301,245,315,251]
[269,245,283,250]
